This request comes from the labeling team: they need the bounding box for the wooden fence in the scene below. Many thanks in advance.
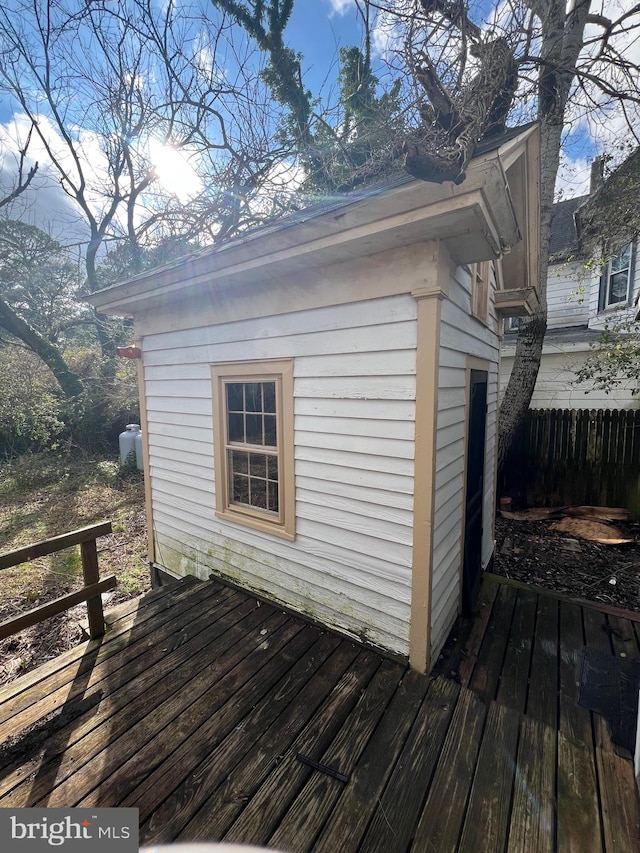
[501,408,640,518]
[0,522,116,640]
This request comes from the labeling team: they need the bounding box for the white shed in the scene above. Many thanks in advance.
[88,124,540,673]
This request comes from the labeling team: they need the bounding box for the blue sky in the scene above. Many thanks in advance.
[1,0,636,247]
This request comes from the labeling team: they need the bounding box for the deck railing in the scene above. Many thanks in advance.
[0,522,117,640]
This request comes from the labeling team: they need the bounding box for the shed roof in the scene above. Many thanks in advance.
[85,123,539,317]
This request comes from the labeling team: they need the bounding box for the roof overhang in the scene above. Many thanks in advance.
[86,124,539,318]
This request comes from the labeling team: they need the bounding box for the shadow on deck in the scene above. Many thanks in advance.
[0,572,638,851]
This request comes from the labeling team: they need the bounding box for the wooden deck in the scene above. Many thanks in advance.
[0,572,638,852]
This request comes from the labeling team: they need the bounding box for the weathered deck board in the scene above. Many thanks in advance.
[267,658,405,852]
[0,594,266,806]
[312,669,429,853]
[556,732,602,853]
[468,582,517,701]
[507,715,556,853]
[359,676,459,853]
[130,626,337,838]
[0,573,638,853]
[73,614,306,808]
[527,594,559,729]
[166,637,362,843]
[219,651,382,848]
[497,587,537,713]
[458,701,520,853]
[0,578,229,735]
[410,687,487,853]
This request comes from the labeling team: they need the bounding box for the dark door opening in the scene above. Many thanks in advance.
[462,369,488,615]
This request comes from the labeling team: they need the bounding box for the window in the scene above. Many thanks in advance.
[212,360,295,539]
[470,261,490,323]
[600,243,633,310]
[504,316,520,332]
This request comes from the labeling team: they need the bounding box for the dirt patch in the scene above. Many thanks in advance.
[493,512,640,612]
[0,455,150,685]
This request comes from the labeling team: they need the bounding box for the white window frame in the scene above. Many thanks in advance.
[601,243,633,311]
[211,359,295,540]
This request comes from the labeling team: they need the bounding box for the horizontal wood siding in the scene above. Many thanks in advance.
[587,236,640,331]
[500,352,640,410]
[547,261,590,328]
[143,294,417,656]
[430,265,500,660]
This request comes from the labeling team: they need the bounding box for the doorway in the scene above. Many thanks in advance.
[462,369,488,615]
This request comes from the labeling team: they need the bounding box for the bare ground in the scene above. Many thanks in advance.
[493,513,640,613]
[0,455,149,685]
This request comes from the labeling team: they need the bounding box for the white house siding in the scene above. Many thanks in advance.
[500,350,640,410]
[430,265,500,659]
[588,237,640,332]
[547,261,590,328]
[142,294,418,656]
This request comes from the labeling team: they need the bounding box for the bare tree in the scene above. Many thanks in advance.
[0,128,39,211]
[0,221,84,397]
[366,0,640,467]
[0,0,291,292]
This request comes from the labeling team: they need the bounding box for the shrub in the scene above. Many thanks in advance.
[0,347,64,457]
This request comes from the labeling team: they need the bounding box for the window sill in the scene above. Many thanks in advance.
[215,508,296,541]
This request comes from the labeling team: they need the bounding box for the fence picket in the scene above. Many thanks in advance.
[501,408,640,519]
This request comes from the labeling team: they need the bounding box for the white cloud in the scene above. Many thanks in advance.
[326,0,353,17]
[0,113,89,247]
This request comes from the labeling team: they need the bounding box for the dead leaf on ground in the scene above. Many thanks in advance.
[562,506,630,522]
[500,508,564,521]
[550,517,634,545]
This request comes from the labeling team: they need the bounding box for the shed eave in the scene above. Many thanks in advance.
[86,128,537,317]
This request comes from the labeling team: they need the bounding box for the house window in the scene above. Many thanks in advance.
[470,261,490,323]
[600,243,633,310]
[211,359,295,540]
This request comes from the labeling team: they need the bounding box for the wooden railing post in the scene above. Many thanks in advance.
[81,538,105,639]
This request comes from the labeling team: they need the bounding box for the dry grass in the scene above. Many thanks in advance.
[0,453,149,684]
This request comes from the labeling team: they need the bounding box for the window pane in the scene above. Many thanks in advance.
[249,453,268,477]
[226,383,244,412]
[230,449,249,474]
[267,456,278,480]
[232,473,249,505]
[267,480,279,512]
[263,381,276,413]
[245,414,263,445]
[250,478,267,510]
[264,415,277,447]
[611,245,631,273]
[245,383,263,413]
[228,412,244,442]
[609,271,628,304]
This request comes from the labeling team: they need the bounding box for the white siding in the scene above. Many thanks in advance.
[500,240,640,411]
[547,261,590,328]
[430,265,500,660]
[500,351,640,410]
[143,293,417,656]
[588,237,640,332]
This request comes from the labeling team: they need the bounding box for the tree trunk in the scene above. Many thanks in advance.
[0,296,84,398]
[498,0,592,471]
[498,117,559,468]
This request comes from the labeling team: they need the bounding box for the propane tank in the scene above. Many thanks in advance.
[119,424,141,467]
[134,429,144,471]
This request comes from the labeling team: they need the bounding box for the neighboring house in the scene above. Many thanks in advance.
[87,125,540,674]
[501,171,640,408]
